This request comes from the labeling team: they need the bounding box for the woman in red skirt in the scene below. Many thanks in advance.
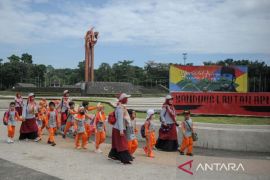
[108,93,133,164]
[15,92,23,116]
[19,93,39,141]
[58,90,71,133]
[155,94,179,151]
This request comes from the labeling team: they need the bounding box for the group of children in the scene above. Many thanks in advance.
[3,92,194,159]
[3,95,107,153]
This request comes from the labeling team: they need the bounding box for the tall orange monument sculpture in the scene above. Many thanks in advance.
[85,27,99,82]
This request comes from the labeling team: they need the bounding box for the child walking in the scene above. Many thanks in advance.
[74,107,88,149]
[94,103,106,153]
[143,109,156,158]
[4,102,22,143]
[127,109,138,157]
[47,102,59,146]
[81,101,96,141]
[36,99,48,141]
[62,101,77,139]
[179,110,194,156]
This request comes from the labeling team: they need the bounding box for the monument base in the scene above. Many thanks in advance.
[81,81,142,97]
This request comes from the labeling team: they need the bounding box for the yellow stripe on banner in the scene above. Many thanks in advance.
[235,73,248,92]
[170,65,186,84]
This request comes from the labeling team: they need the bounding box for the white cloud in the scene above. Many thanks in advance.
[0,0,269,54]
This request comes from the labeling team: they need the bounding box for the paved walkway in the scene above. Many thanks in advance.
[0,111,270,180]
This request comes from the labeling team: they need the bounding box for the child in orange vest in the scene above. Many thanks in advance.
[46,102,59,146]
[127,109,138,157]
[37,98,48,141]
[4,102,22,143]
[94,103,106,153]
[179,110,194,156]
[143,109,156,158]
[62,101,77,139]
[74,107,88,149]
[82,101,97,141]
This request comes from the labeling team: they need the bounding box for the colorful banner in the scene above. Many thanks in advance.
[170,65,248,92]
[172,92,270,117]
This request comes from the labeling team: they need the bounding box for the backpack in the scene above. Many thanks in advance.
[108,111,116,125]
[2,111,9,126]
[140,124,146,138]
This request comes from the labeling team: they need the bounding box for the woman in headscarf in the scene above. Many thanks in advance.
[19,93,39,141]
[155,94,179,151]
[15,92,23,116]
[108,93,133,164]
[58,90,71,133]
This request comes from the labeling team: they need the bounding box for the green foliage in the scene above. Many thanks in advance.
[0,53,46,89]
[7,54,20,63]
[21,53,33,64]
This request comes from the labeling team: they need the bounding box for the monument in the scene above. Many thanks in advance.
[85,27,99,82]
[82,27,140,96]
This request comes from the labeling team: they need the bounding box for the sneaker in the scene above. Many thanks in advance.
[51,142,56,146]
[95,149,102,153]
[34,137,41,142]
[6,138,11,143]
[186,153,193,156]
[10,139,14,143]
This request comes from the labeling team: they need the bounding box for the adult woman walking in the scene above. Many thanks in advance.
[15,92,23,116]
[19,93,39,141]
[155,94,179,151]
[108,93,133,164]
[58,90,71,133]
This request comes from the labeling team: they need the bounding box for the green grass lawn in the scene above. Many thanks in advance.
[74,100,270,125]
[187,116,270,125]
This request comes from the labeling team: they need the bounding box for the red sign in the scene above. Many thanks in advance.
[172,92,270,117]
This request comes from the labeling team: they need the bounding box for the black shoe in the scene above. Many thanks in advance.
[186,153,193,156]
[62,134,66,139]
[47,141,52,144]
[132,156,135,160]
[123,161,132,165]
[51,142,56,146]
[178,150,184,155]
[108,155,117,160]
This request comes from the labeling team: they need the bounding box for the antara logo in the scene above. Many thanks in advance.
[178,160,194,175]
[178,160,245,175]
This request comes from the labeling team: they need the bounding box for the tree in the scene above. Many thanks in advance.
[112,60,134,81]
[77,60,85,81]
[8,55,20,63]
[95,63,113,81]
[21,53,33,64]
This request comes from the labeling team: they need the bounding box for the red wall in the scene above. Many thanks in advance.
[172,92,270,117]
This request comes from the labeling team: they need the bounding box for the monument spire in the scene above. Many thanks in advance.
[85,27,98,82]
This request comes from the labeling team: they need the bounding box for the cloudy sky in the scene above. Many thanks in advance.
[0,0,269,68]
